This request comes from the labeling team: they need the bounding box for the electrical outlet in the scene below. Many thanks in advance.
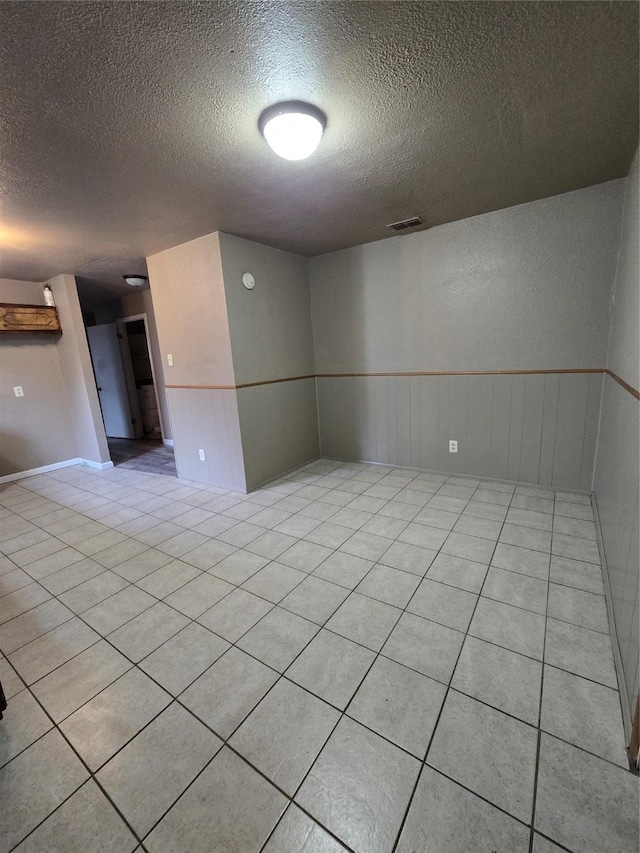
[449,440,458,453]
[13,386,24,397]
[167,354,173,366]
[198,449,206,461]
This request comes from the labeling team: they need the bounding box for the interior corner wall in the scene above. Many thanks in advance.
[594,150,639,731]
[309,180,624,490]
[146,233,246,490]
[0,276,108,477]
[218,233,319,489]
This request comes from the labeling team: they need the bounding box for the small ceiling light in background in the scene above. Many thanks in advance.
[123,275,148,287]
[259,101,326,161]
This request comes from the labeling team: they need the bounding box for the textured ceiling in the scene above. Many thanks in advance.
[0,1,637,287]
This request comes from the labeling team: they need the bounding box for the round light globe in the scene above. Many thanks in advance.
[259,102,326,161]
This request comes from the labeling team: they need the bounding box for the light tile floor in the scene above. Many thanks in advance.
[0,459,638,853]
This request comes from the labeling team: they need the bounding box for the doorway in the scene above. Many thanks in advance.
[86,313,176,476]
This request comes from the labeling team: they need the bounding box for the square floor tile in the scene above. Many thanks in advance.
[427,690,538,822]
[237,606,318,672]
[506,507,553,531]
[241,562,306,603]
[0,598,73,655]
[469,597,546,659]
[0,688,53,767]
[31,640,131,722]
[360,514,409,538]
[0,657,23,699]
[8,617,100,685]
[452,635,542,725]
[541,665,626,766]
[197,588,272,642]
[180,538,236,570]
[426,552,488,593]
[407,577,477,632]
[398,522,448,551]
[312,551,373,589]
[60,668,171,771]
[107,602,190,662]
[139,622,229,695]
[296,716,419,853]
[491,542,550,579]
[11,779,137,853]
[231,678,340,795]
[547,584,609,633]
[0,584,51,625]
[355,564,420,608]
[92,538,148,569]
[156,530,209,559]
[544,618,617,688]
[452,515,502,541]
[535,733,639,853]
[552,533,600,565]
[280,575,349,625]
[246,531,298,560]
[463,500,508,522]
[553,516,597,540]
[164,573,234,618]
[339,530,394,561]
[0,730,89,853]
[111,549,174,583]
[181,647,279,737]
[378,541,437,575]
[97,702,222,838]
[396,766,530,853]
[482,566,547,614]
[277,540,333,573]
[39,558,105,595]
[442,531,495,564]
[378,500,420,521]
[427,495,468,514]
[500,524,551,553]
[58,571,130,614]
[382,611,463,684]
[82,586,156,635]
[326,593,400,652]
[135,560,200,599]
[286,628,375,710]
[473,488,512,507]
[210,550,269,585]
[549,556,604,595]
[328,507,373,530]
[263,804,346,853]
[146,747,286,853]
[348,656,446,758]
[305,522,353,549]
[217,521,264,547]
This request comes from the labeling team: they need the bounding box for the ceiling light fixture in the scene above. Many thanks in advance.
[259,101,326,161]
[123,274,148,287]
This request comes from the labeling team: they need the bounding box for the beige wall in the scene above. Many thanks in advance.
[147,234,244,488]
[594,151,639,733]
[0,276,109,477]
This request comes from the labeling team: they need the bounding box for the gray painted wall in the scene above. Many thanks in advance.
[318,372,602,491]
[309,182,624,488]
[310,180,622,373]
[219,233,319,489]
[594,151,639,728]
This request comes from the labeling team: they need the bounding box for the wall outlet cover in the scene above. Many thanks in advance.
[198,449,206,461]
[167,354,173,366]
[449,440,458,453]
[13,386,24,397]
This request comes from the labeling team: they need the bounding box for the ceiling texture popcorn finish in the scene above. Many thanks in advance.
[0,1,637,283]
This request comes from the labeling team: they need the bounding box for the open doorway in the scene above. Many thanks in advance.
[86,313,176,476]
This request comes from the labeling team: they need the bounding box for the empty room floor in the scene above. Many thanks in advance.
[0,459,637,853]
[107,439,177,477]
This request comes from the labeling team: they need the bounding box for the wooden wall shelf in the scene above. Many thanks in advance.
[0,303,61,335]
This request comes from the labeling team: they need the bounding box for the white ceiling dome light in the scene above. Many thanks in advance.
[123,274,148,287]
[259,101,327,161]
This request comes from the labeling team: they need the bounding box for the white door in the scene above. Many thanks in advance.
[87,324,140,439]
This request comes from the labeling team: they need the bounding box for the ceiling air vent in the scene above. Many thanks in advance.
[387,216,425,232]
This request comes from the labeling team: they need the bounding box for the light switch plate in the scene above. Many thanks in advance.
[13,386,24,397]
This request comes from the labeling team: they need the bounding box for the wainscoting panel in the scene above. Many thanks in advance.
[316,371,603,491]
[166,387,245,491]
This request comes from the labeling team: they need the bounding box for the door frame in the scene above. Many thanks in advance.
[117,313,167,442]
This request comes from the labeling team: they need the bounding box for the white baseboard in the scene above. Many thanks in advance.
[0,457,114,484]
[162,439,174,447]
[80,459,114,471]
[0,458,82,484]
